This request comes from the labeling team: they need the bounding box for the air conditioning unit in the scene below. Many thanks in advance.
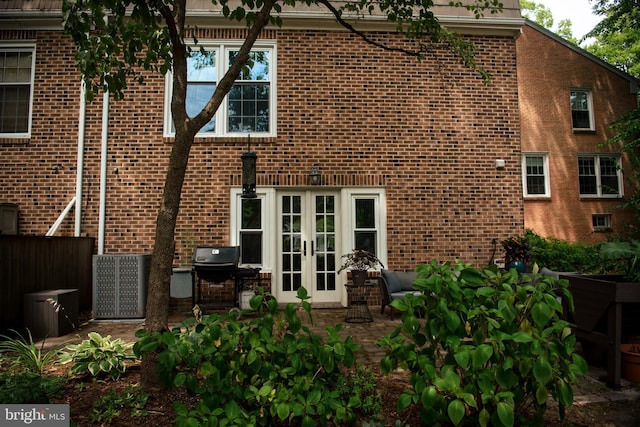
[93,254,151,319]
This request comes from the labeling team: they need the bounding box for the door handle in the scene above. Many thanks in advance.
[311,241,315,256]
[303,241,307,256]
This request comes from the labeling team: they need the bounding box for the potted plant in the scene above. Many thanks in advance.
[337,249,384,285]
[501,235,530,273]
[560,239,640,388]
[171,228,194,299]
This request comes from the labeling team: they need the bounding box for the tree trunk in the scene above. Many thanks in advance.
[141,129,193,390]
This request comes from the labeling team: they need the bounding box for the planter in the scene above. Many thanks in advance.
[171,267,193,298]
[560,274,640,388]
[506,260,525,274]
[351,270,368,285]
[621,344,640,382]
[240,290,255,310]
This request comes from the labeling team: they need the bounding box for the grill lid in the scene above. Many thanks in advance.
[193,246,240,267]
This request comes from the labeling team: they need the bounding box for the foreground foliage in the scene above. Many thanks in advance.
[134,288,371,426]
[0,329,60,374]
[378,260,587,426]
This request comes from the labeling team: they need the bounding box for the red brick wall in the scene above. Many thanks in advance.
[0,27,523,271]
[517,24,638,244]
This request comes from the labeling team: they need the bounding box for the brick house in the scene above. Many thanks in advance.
[517,21,639,244]
[1,1,528,308]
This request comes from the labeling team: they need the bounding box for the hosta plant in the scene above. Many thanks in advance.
[59,332,136,379]
[377,260,587,427]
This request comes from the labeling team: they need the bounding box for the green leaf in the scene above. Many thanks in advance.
[497,401,514,427]
[533,356,553,384]
[472,344,493,368]
[511,332,533,343]
[454,349,470,369]
[447,399,465,426]
[532,301,552,327]
[277,403,290,420]
[535,384,548,404]
[557,380,574,406]
[397,393,412,412]
[421,386,438,408]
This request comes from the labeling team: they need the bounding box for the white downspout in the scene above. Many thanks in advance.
[97,89,109,254]
[74,81,86,237]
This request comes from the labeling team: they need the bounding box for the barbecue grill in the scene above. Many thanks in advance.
[191,246,260,307]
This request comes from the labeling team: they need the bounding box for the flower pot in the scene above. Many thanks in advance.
[506,261,525,274]
[351,270,368,285]
[621,344,640,382]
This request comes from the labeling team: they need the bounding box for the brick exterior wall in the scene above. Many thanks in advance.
[517,23,638,244]
[0,26,523,301]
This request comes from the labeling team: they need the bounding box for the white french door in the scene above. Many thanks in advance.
[276,191,341,304]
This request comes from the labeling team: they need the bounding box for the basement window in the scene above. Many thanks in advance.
[592,213,611,232]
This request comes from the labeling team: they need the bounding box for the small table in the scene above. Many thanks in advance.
[344,281,375,323]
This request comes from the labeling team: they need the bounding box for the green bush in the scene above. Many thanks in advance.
[0,371,65,404]
[525,230,600,273]
[377,260,587,427]
[134,287,364,426]
[59,332,137,380]
[336,365,382,423]
[0,329,60,374]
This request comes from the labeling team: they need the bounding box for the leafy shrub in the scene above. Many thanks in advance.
[336,365,382,423]
[377,260,587,427]
[59,332,136,379]
[526,230,600,273]
[134,288,364,426]
[0,371,65,404]
[87,385,149,424]
[0,329,60,374]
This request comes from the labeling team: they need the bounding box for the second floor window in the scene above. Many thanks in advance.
[578,155,621,197]
[0,47,35,137]
[522,154,550,197]
[166,42,276,138]
[570,89,594,130]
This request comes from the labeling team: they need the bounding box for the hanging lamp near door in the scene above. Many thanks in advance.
[241,135,257,198]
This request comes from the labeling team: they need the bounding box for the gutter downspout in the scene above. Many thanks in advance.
[97,88,109,255]
[74,81,86,237]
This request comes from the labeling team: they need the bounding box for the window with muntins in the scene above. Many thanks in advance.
[570,89,594,130]
[522,154,549,197]
[166,42,275,137]
[0,47,35,137]
[239,197,263,265]
[354,198,378,256]
[592,213,611,231]
[578,155,621,197]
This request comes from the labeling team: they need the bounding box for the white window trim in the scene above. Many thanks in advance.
[0,43,36,139]
[521,153,550,198]
[164,40,277,139]
[592,213,612,231]
[230,188,275,273]
[570,88,595,131]
[578,154,623,198]
[339,188,388,269]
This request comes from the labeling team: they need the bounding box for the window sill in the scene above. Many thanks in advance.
[572,129,596,134]
[523,196,551,200]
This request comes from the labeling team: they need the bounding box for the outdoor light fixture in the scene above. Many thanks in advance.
[241,136,257,198]
[309,164,321,185]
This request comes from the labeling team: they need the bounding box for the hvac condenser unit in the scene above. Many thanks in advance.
[93,254,151,319]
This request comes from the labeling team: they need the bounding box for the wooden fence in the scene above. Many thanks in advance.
[0,236,94,332]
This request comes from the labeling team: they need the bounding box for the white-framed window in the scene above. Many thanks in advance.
[341,189,387,266]
[0,45,35,138]
[570,88,594,130]
[522,153,550,197]
[578,154,622,197]
[592,213,612,231]
[165,41,276,138]
[230,188,275,270]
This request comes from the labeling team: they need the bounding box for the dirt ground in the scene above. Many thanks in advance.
[25,309,640,426]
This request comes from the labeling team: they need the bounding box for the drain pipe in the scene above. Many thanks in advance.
[97,88,109,255]
[74,81,86,237]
